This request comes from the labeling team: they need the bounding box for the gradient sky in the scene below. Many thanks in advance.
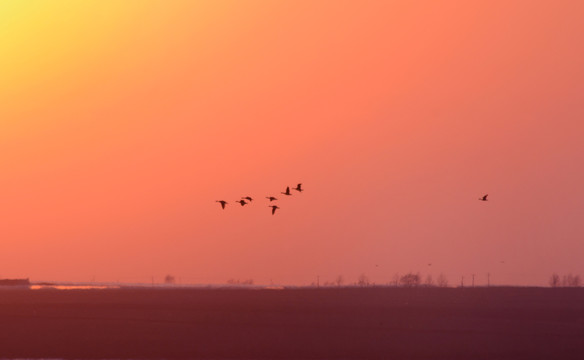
[1,1,583,286]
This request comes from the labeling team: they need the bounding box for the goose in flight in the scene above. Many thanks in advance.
[242,196,253,202]
[266,196,278,202]
[235,200,248,206]
[281,186,292,196]
[293,183,303,192]
[269,205,280,215]
[216,200,228,209]
[479,194,488,201]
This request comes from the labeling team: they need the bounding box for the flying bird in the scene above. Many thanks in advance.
[216,200,228,209]
[235,200,248,206]
[479,194,488,201]
[242,196,253,202]
[269,205,280,215]
[266,196,278,201]
[281,186,292,196]
[293,183,303,192]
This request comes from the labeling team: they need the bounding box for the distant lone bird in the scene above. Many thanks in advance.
[281,186,292,196]
[269,205,280,215]
[216,200,228,209]
[235,200,248,206]
[242,196,253,202]
[293,183,303,192]
[266,196,278,201]
[479,194,488,201]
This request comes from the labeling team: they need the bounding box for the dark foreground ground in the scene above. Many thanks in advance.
[1,287,583,359]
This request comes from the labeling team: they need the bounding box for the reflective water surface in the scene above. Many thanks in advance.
[30,285,118,290]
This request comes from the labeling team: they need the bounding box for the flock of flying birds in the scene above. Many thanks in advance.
[216,183,304,215]
[216,185,487,215]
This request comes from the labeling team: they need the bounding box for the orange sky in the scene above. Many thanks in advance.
[1,1,583,286]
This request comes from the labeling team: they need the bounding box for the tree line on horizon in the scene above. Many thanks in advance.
[162,272,582,288]
[306,272,451,288]
[549,273,581,287]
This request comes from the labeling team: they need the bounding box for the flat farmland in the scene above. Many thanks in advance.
[0,287,583,359]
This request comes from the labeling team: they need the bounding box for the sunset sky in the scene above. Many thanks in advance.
[1,1,583,286]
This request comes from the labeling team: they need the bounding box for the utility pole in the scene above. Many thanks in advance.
[472,274,475,288]
[487,273,490,287]
[461,276,464,288]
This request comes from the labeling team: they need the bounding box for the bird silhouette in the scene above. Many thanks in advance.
[269,205,280,215]
[242,196,253,202]
[293,183,303,192]
[281,186,292,196]
[266,196,278,201]
[235,200,248,206]
[216,200,228,209]
[479,194,488,201]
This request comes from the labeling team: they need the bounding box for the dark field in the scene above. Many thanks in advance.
[1,287,583,359]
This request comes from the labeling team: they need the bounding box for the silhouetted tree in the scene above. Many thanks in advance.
[561,273,581,287]
[549,273,560,288]
[392,273,400,287]
[400,272,421,287]
[424,274,434,287]
[436,273,449,288]
[335,275,344,287]
[164,275,176,285]
[357,274,370,287]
